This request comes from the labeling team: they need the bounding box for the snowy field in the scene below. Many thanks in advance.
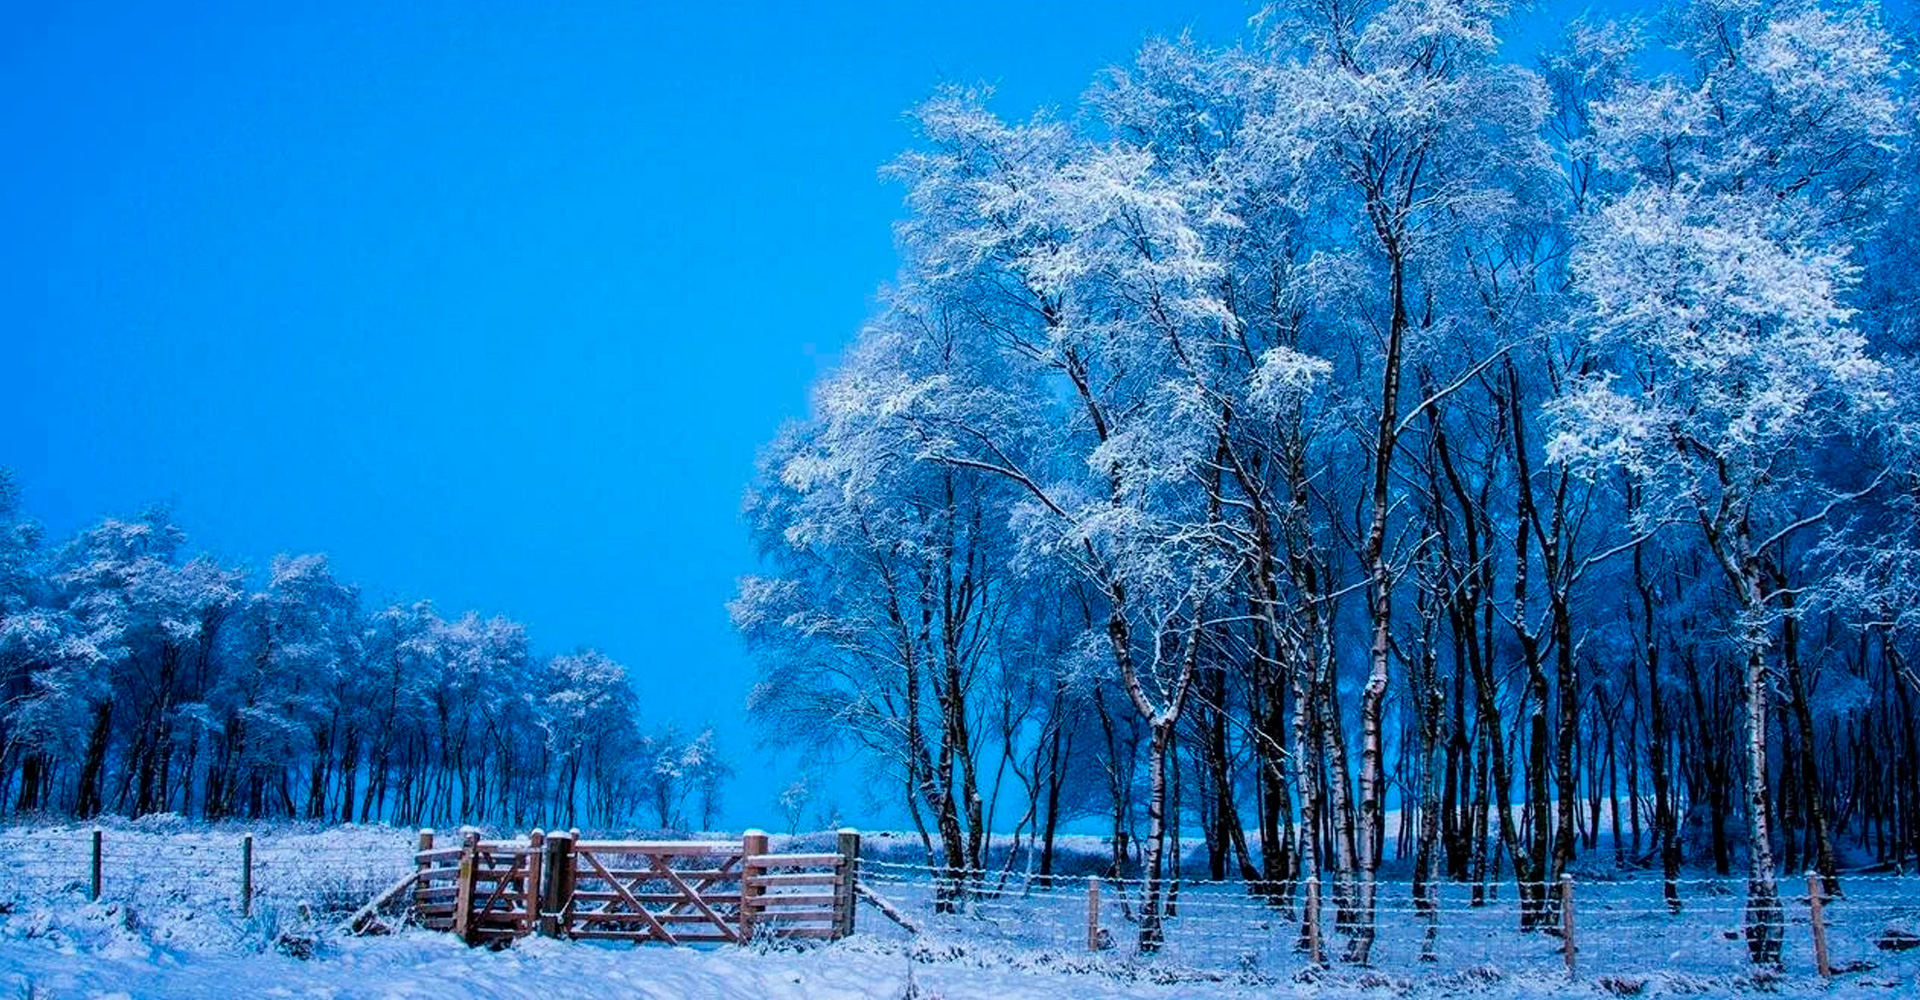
[2,821,1918,998]
[0,932,1743,1000]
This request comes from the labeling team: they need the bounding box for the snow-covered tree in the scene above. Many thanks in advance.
[1549,0,1902,963]
[738,0,1917,968]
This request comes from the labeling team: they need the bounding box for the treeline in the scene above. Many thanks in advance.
[735,0,1920,964]
[0,479,730,830]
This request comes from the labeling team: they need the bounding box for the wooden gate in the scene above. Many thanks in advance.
[564,839,745,944]
[412,828,858,946]
[413,831,542,943]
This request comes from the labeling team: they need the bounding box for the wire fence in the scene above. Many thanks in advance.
[4,825,1918,987]
[853,856,1920,982]
[0,825,418,922]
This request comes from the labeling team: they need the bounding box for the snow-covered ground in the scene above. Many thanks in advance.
[3,821,1917,998]
[7,922,1920,1000]
[0,932,1643,1000]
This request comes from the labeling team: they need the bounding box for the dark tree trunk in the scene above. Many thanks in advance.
[74,701,114,819]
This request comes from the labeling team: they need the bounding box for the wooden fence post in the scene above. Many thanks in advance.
[741,829,769,942]
[1807,871,1832,979]
[1561,874,1576,977]
[1086,876,1101,951]
[539,830,571,938]
[240,833,254,917]
[452,830,480,945]
[563,828,581,938]
[834,828,860,939]
[89,828,102,902]
[524,830,544,938]
[414,829,434,921]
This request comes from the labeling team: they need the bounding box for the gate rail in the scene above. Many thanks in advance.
[413,827,859,947]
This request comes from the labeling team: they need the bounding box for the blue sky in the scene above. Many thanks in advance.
[2,0,1827,826]
[0,0,1273,826]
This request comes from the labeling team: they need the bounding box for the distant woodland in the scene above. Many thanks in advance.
[0,476,733,833]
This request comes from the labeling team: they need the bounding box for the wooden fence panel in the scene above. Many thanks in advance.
[741,845,849,941]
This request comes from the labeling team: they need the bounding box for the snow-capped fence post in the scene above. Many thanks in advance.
[834,828,860,939]
[538,829,572,938]
[1086,876,1101,952]
[452,829,481,944]
[240,833,254,917]
[524,829,545,937]
[1560,874,1576,977]
[740,829,769,942]
[563,829,582,937]
[1806,871,1832,979]
[89,828,102,902]
[415,829,434,918]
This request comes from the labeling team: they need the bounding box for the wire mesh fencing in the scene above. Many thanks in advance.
[853,857,1920,984]
[0,824,418,923]
[4,824,1917,987]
